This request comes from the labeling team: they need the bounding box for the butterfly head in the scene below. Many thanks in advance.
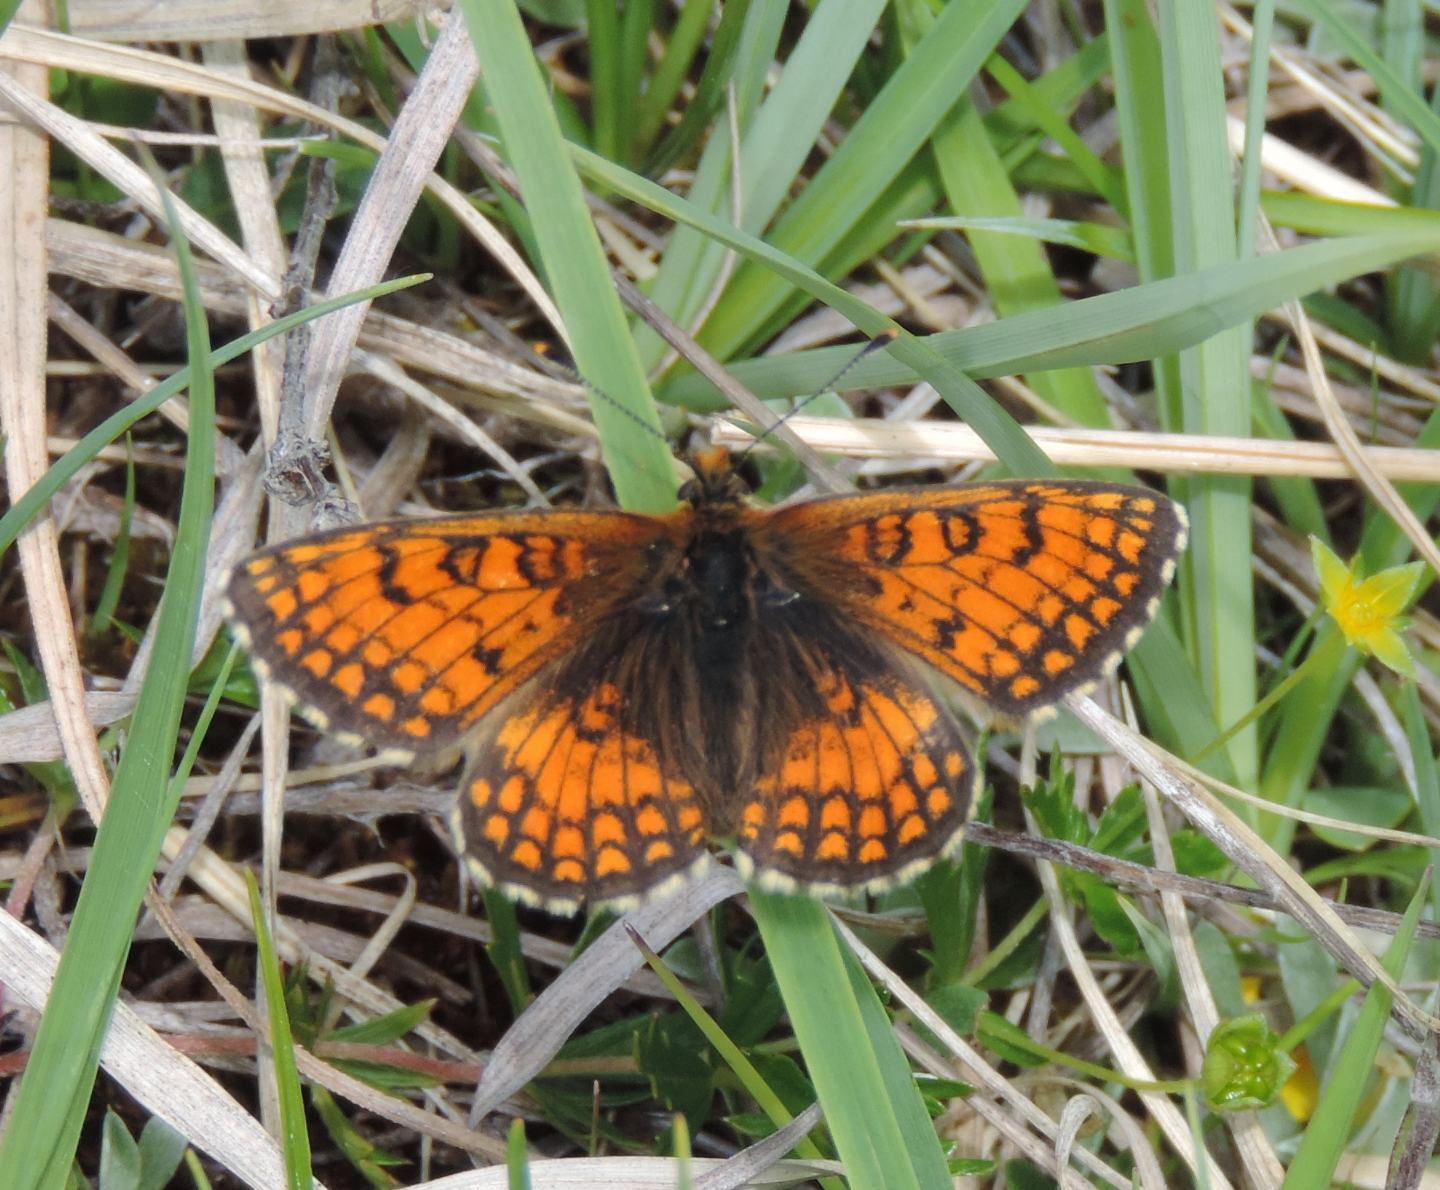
[679,446,750,507]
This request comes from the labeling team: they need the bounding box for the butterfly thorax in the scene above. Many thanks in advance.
[659,511,797,813]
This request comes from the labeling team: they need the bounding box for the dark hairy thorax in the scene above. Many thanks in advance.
[664,505,792,807]
[546,497,842,831]
[652,501,882,828]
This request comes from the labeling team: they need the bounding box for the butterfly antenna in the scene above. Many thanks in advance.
[528,341,673,446]
[734,328,900,467]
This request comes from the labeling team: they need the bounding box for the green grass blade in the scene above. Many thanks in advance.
[628,925,828,1162]
[1160,0,1258,785]
[1400,684,1440,922]
[925,75,1111,429]
[697,0,1030,360]
[245,872,312,1190]
[1379,0,1440,360]
[1128,620,1230,778]
[1281,872,1430,1186]
[1106,4,1191,379]
[633,0,720,162]
[584,0,621,160]
[86,436,135,638]
[1263,189,1440,236]
[748,891,950,1190]
[0,171,217,1189]
[984,52,1127,216]
[659,230,1440,406]
[458,0,675,511]
[576,145,1050,473]
[507,1118,532,1190]
[639,0,886,365]
[1236,0,1276,260]
[616,0,653,163]
[906,214,1135,264]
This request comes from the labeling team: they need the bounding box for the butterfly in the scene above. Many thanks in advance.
[224,447,1187,914]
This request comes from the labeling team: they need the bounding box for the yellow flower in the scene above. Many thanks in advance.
[1312,539,1426,678]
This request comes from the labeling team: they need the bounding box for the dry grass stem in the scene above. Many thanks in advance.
[713,415,1440,480]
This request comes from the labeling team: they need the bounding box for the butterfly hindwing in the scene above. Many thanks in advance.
[224,511,681,756]
[735,622,976,896]
[759,480,1187,718]
[452,667,711,913]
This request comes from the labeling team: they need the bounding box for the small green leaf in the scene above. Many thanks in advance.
[1089,785,1147,855]
[326,1000,435,1047]
[1303,785,1413,851]
[134,1119,188,1190]
[922,983,986,1038]
[636,1013,714,1127]
[1074,875,1140,958]
[310,1086,404,1187]
[98,1110,142,1190]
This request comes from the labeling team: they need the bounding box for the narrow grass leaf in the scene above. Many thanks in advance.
[627,925,828,1164]
[1237,0,1277,260]
[245,872,312,1190]
[905,215,1135,264]
[1281,871,1430,1186]
[1400,685,1440,922]
[507,1118,531,1190]
[634,0,720,163]
[1160,0,1258,785]
[578,147,1048,473]
[748,890,949,1190]
[457,0,674,511]
[86,436,134,638]
[839,939,957,1178]
[0,171,216,1187]
[698,0,1030,360]
[659,231,1440,405]
[584,0,622,161]
[984,53,1127,216]
[1378,0,1440,360]
[640,0,886,366]
[923,75,1112,430]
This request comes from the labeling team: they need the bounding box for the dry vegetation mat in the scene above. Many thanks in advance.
[2,0,1440,1186]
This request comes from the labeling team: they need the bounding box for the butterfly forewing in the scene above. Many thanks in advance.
[224,511,680,755]
[760,480,1187,718]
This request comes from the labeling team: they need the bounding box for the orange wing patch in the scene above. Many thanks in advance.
[736,652,975,896]
[764,481,1187,717]
[453,681,709,912]
[224,512,677,755]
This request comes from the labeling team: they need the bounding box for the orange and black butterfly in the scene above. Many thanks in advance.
[224,447,1187,914]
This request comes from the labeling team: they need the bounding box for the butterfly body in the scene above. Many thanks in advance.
[226,449,1186,912]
